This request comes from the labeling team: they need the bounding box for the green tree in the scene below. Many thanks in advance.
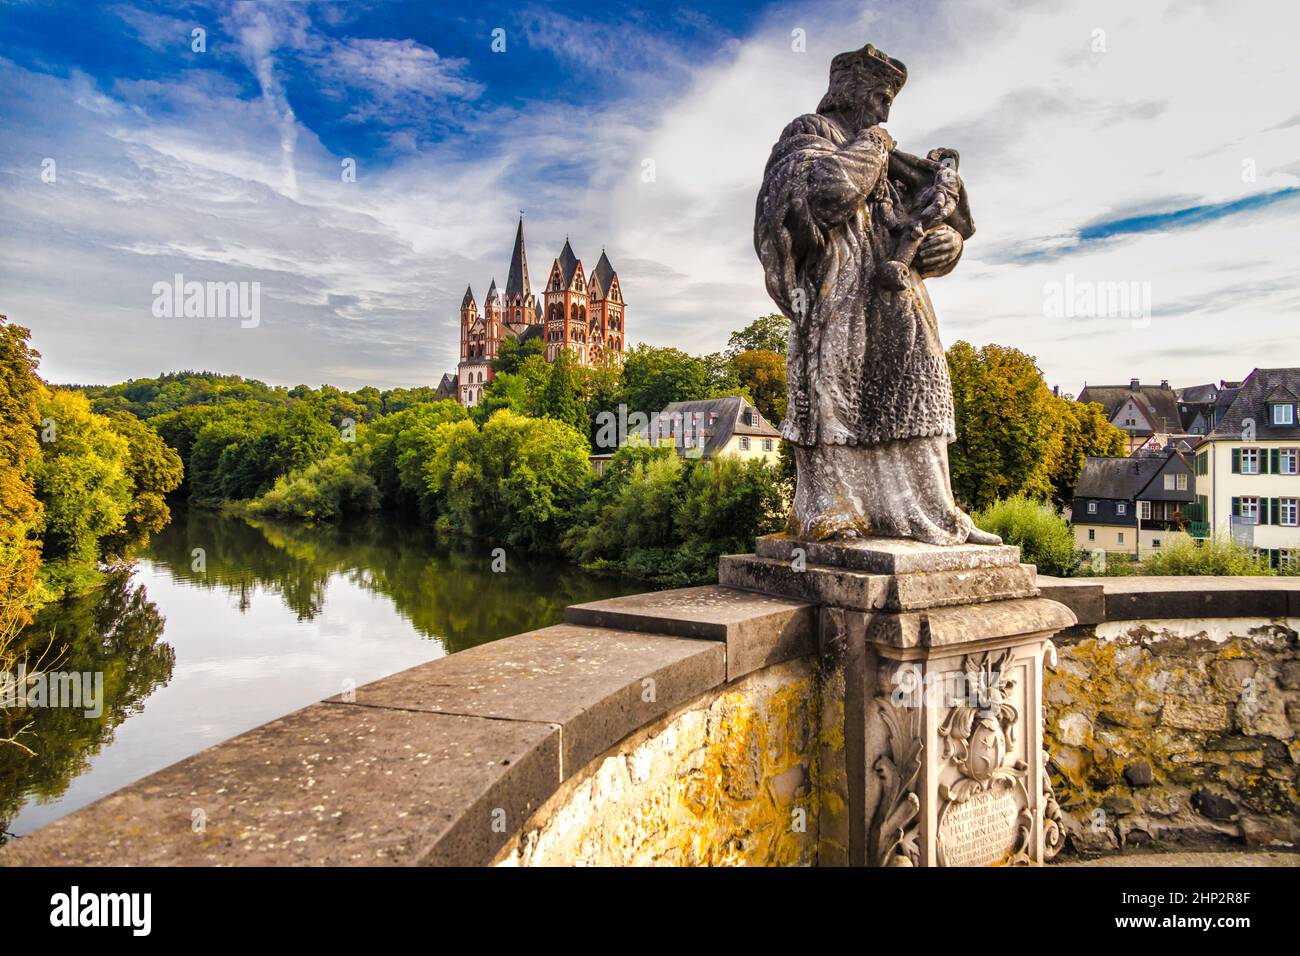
[424,411,591,552]
[539,350,588,439]
[101,411,184,557]
[727,314,790,356]
[28,389,133,596]
[947,342,1058,510]
[491,335,545,376]
[620,344,711,414]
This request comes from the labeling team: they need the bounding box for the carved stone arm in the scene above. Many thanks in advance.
[805,126,891,227]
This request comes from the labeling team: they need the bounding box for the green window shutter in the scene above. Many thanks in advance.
[1231,448,1241,473]
[1272,449,1281,474]
[1273,498,1282,525]
[1232,496,1241,517]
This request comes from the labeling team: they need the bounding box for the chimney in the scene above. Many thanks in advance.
[1130,377,1140,390]
[1160,379,1169,389]
[1053,385,1060,398]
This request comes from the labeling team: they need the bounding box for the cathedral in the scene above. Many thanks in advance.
[445,217,627,407]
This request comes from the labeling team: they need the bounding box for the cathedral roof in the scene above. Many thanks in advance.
[484,277,501,308]
[505,216,531,301]
[591,250,616,296]
[557,239,580,288]
[461,284,475,308]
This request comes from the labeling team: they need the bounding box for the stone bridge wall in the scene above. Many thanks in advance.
[2,575,1297,866]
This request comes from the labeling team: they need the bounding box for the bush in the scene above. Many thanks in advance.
[972,495,1076,577]
[565,447,787,586]
[1138,533,1273,576]
[250,450,378,521]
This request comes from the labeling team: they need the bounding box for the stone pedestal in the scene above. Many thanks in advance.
[721,534,1076,867]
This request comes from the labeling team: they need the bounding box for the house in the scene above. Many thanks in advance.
[1071,446,1196,557]
[590,395,782,474]
[1175,382,1219,436]
[1186,368,1300,569]
[1077,378,1184,453]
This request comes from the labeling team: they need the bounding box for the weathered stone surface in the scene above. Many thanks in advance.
[492,659,820,866]
[1102,576,1294,621]
[720,554,889,610]
[725,553,1038,613]
[338,624,725,777]
[1036,576,1106,626]
[0,702,560,867]
[754,43,1005,547]
[865,596,1076,648]
[564,585,814,681]
[1046,617,1300,854]
[756,533,1020,574]
[1124,761,1155,787]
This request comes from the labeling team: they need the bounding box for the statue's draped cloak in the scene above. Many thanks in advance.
[754,113,974,448]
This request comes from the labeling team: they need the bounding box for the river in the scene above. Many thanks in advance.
[0,508,651,839]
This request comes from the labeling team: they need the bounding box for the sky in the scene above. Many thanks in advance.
[1,0,1298,394]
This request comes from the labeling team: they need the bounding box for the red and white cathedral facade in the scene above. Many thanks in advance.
[445,217,627,408]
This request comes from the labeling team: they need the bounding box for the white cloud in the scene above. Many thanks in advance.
[2,0,1298,395]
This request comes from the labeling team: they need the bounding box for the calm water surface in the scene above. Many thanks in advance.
[1,509,650,838]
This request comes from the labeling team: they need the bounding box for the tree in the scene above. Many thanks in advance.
[1038,396,1127,507]
[0,316,44,626]
[538,350,587,439]
[28,389,133,596]
[423,411,592,553]
[946,342,1058,511]
[491,335,545,376]
[620,344,711,414]
[730,349,787,423]
[727,314,789,356]
[101,411,184,557]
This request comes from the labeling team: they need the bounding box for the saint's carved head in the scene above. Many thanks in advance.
[817,44,908,132]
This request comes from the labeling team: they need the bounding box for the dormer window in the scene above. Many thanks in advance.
[1272,403,1295,426]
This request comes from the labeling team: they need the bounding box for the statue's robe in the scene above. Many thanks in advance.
[754,112,982,543]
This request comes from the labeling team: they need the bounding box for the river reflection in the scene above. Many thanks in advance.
[1,509,649,838]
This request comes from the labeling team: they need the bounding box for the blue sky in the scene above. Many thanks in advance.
[2,0,1298,392]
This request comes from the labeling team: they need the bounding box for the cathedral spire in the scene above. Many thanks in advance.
[504,214,531,301]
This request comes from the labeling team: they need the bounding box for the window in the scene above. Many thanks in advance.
[1273,404,1295,426]
[739,437,750,451]
[743,410,754,426]
[1153,538,1162,548]
[1241,448,1260,474]
[1196,451,1208,476]
[1241,496,1260,524]
[1282,449,1298,475]
[762,439,774,452]
[1087,501,1097,514]
[1088,529,1096,541]
[1138,500,1151,520]
[1282,498,1299,527]
[1116,502,1127,516]
[1163,472,1188,491]
[1117,532,1125,544]
[1282,550,1297,570]
[1163,474,1174,490]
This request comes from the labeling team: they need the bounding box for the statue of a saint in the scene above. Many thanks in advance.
[754,43,1000,546]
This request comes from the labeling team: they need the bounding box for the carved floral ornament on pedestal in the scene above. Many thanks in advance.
[869,646,1065,867]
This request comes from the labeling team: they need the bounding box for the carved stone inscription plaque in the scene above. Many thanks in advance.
[937,786,1021,867]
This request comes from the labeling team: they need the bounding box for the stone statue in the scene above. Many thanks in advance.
[755,43,1000,546]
